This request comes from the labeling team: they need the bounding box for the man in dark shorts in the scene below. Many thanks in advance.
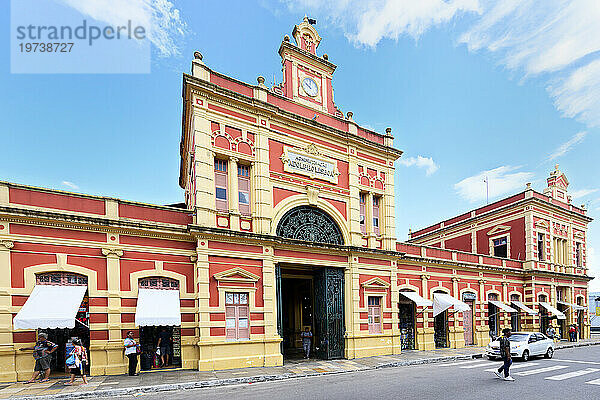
[20,332,58,383]
[494,328,514,381]
[157,328,171,367]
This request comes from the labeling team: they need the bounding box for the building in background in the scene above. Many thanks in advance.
[590,292,600,333]
[0,17,592,381]
[409,166,592,340]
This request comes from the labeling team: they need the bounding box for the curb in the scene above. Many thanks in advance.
[10,342,600,400]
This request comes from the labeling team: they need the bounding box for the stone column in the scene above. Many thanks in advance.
[449,277,465,348]
[252,121,273,235]
[0,240,17,382]
[101,248,126,375]
[390,265,401,354]
[476,279,488,346]
[196,239,212,370]
[261,245,282,366]
[501,282,509,331]
[419,274,434,350]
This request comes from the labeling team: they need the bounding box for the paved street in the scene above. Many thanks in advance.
[113,345,600,400]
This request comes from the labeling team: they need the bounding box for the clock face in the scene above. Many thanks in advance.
[301,77,319,97]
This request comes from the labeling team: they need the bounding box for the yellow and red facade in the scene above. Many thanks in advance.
[0,18,592,381]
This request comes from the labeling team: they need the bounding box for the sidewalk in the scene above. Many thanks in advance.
[2,338,599,400]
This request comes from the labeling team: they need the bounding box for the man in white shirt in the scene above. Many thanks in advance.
[124,331,139,376]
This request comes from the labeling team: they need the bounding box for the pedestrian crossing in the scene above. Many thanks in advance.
[441,358,600,385]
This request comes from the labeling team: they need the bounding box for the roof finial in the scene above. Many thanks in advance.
[555,163,559,171]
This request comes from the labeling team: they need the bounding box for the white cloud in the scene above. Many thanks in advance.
[546,131,588,161]
[286,0,600,127]
[62,181,79,190]
[459,0,600,127]
[399,155,439,176]
[58,0,187,57]
[454,165,534,203]
[282,0,480,47]
[569,188,599,200]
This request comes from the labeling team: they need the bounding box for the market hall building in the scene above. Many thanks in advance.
[0,18,593,381]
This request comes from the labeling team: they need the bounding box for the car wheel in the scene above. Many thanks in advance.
[544,348,554,359]
[522,350,530,362]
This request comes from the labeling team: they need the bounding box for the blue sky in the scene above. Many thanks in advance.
[2,1,599,289]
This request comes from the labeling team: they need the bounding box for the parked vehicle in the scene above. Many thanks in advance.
[486,332,554,361]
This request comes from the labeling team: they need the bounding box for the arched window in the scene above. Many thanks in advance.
[139,277,179,290]
[276,205,343,245]
[36,272,87,286]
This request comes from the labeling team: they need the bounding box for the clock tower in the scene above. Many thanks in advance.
[279,16,339,116]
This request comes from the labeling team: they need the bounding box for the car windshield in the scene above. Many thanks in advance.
[508,334,529,342]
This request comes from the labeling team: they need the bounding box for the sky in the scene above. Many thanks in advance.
[1,1,599,290]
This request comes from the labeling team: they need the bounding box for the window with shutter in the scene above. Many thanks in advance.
[238,165,251,216]
[367,296,382,333]
[373,196,380,236]
[225,292,250,340]
[214,159,228,211]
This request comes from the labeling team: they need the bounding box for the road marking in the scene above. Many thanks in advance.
[440,360,485,367]
[460,362,500,369]
[557,359,600,366]
[484,362,539,372]
[545,368,600,381]
[586,378,600,385]
[515,365,568,376]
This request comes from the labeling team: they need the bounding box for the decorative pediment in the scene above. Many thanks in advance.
[487,225,511,236]
[574,231,585,240]
[213,267,260,284]
[534,220,549,230]
[361,277,390,290]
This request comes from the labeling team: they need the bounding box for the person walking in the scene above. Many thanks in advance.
[300,326,313,359]
[65,338,88,385]
[123,331,139,376]
[546,325,556,342]
[157,328,172,367]
[494,328,514,381]
[20,332,58,383]
[569,325,577,342]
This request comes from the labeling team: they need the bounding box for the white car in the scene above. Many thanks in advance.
[486,332,554,362]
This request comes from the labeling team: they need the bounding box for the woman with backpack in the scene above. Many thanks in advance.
[65,338,88,385]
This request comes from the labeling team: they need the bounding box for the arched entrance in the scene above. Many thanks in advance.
[276,205,344,245]
[22,272,90,376]
[275,206,345,360]
[136,277,182,370]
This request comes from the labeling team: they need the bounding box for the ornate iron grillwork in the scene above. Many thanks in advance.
[314,267,345,359]
[36,272,87,286]
[276,206,343,245]
[398,302,415,350]
[139,277,179,290]
[434,311,448,348]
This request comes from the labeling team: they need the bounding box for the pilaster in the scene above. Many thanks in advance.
[101,247,126,376]
[193,109,217,228]
[228,157,240,231]
[0,240,17,382]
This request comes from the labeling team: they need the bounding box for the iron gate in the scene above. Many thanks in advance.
[314,267,345,359]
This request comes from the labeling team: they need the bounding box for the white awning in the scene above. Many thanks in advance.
[135,288,181,327]
[539,302,566,320]
[489,300,517,313]
[433,293,470,316]
[400,291,433,308]
[13,285,87,330]
[511,301,537,316]
[557,300,586,311]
